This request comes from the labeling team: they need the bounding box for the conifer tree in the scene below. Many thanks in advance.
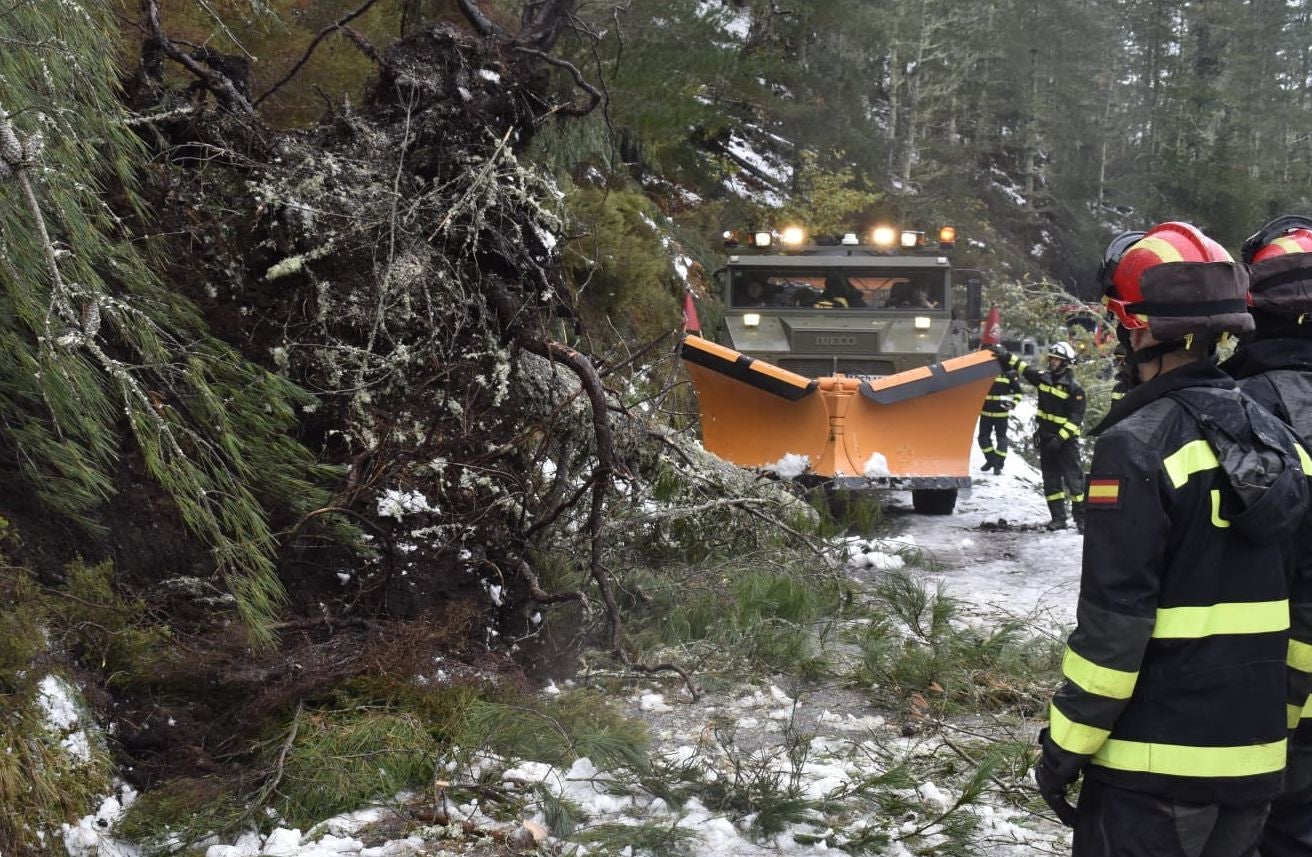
[0,1,338,646]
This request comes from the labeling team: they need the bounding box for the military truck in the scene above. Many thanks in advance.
[681,226,997,514]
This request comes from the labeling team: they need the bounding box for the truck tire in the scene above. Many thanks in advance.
[912,489,957,515]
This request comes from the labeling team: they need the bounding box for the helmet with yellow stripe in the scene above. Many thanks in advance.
[1100,221,1252,339]
[1241,215,1312,329]
[1242,215,1312,264]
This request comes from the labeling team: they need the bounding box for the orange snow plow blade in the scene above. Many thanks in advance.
[680,336,998,481]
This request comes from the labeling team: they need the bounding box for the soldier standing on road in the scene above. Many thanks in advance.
[1219,214,1312,857]
[1034,221,1311,857]
[991,340,1086,531]
[978,367,1022,474]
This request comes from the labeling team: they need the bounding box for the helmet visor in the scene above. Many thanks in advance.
[1099,231,1147,292]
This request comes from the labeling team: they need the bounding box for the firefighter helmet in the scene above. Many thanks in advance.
[1241,215,1312,264]
[1242,215,1312,324]
[1048,341,1076,363]
[1100,221,1251,339]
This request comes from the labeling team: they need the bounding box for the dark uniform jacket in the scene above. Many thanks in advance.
[981,371,1022,418]
[1006,356,1086,443]
[1223,338,1312,795]
[1044,360,1311,804]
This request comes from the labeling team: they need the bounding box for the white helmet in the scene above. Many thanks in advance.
[1048,341,1077,363]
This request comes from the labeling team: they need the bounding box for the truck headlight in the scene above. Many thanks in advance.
[781,226,806,246]
[872,226,896,247]
[744,313,761,328]
[914,316,932,330]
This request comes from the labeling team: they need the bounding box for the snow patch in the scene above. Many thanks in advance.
[863,452,890,478]
[375,489,436,520]
[765,453,810,480]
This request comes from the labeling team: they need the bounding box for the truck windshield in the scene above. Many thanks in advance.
[730,267,947,310]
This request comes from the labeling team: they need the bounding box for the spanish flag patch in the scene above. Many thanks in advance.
[1086,477,1123,510]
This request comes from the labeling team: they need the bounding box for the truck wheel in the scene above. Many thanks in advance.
[912,489,957,515]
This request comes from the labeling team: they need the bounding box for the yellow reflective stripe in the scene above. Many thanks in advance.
[1037,411,1079,433]
[1039,384,1070,399]
[1298,443,1312,476]
[1135,236,1186,265]
[1048,704,1110,755]
[1210,490,1230,528]
[1163,439,1219,489]
[1046,491,1067,501]
[1274,236,1306,256]
[1290,639,1312,672]
[1289,699,1312,729]
[1062,647,1137,699]
[1153,600,1289,638]
[1092,738,1286,778]
[1071,492,1085,502]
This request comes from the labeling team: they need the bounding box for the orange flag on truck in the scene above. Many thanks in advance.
[981,306,1002,346]
[683,291,701,334]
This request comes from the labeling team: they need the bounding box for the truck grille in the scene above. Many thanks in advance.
[778,358,897,379]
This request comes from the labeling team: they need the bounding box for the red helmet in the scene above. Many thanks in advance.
[1102,222,1235,330]
[1242,215,1312,322]
[1242,215,1312,264]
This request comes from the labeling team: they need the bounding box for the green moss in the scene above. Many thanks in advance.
[51,559,177,687]
[562,183,682,343]
[0,569,43,689]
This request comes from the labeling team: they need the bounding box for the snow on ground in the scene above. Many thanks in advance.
[880,397,1082,628]
[58,397,1083,857]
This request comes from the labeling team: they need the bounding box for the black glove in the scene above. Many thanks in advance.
[1034,729,1079,827]
[1040,434,1064,454]
[986,344,1012,366]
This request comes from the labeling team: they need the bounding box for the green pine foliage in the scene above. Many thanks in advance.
[0,2,341,646]
[563,183,683,342]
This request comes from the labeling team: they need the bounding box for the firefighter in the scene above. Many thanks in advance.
[978,366,1022,474]
[1036,221,1311,857]
[1219,214,1312,857]
[991,340,1086,531]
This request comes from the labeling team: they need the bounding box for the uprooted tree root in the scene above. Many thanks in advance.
[64,2,839,792]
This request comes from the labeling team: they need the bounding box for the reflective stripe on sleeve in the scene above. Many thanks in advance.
[1290,638,1312,673]
[1163,439,1219,489]
[1289,698,1312,729]
[1091,737,1286,778]
[1062,647,1137,699]
[1049,704,1110,756]
[1152,600,1289,639]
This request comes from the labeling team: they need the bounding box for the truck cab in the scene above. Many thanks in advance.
[717,234,982,378]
